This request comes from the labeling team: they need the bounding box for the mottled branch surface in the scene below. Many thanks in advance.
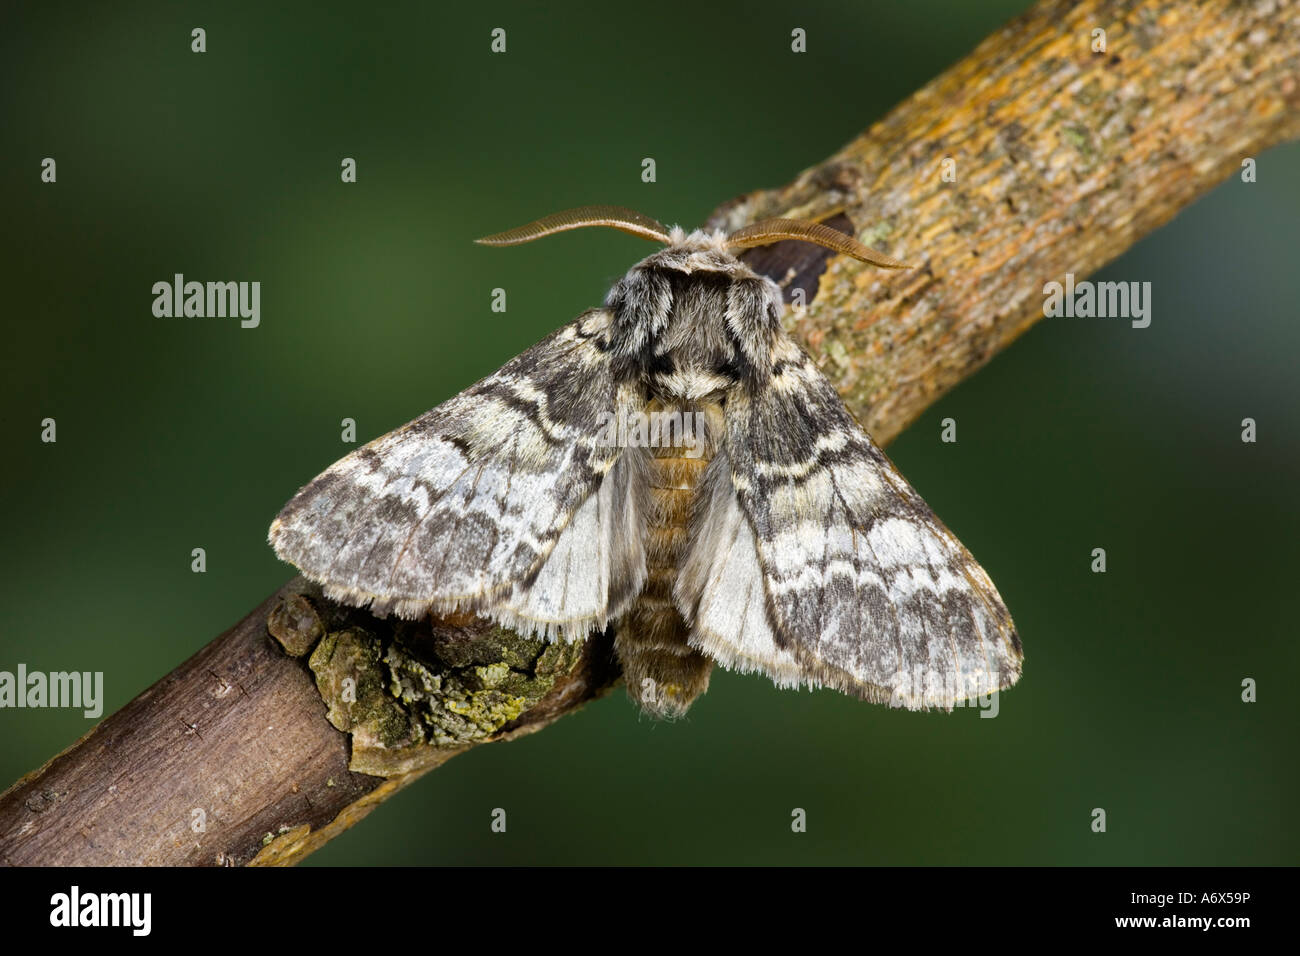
[2,0,1295,865]
[712,0,1300,445]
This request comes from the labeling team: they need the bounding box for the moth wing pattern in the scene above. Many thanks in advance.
[681,338,1022,710]
[675,454,808,689]
[269,308,648,635]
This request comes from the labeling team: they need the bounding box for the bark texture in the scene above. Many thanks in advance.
[711,0,1300,444]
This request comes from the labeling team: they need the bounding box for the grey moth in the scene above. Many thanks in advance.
[270,206,1022,717]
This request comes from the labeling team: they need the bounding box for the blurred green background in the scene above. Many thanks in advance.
[3,0,1297,865]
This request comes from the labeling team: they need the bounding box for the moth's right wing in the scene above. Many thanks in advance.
[678,342,1022,709]
[269,308,648,635]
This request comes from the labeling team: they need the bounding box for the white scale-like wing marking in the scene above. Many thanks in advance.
[680,342,1022,710]
[677,457,806,688]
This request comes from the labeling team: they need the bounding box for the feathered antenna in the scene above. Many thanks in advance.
[727,218,912,269]
[476,206,672,246]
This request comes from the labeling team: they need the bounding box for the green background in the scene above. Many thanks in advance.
[3,0,1297,865]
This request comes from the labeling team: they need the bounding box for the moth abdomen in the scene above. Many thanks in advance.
[613,399,721,717]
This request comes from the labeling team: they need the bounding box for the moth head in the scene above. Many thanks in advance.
[475,206,913,269]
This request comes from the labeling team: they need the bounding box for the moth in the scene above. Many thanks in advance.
[270,206,1022,718]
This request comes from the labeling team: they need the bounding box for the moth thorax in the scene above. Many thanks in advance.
[609,262,781,397]
[614,399,721,718]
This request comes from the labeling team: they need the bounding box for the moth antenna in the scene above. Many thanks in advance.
[726,218,913,269]
[476,205,672,246]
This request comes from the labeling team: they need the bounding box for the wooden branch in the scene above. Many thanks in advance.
[0,579,620,865]
[709,0,1300,445]
[2,0,1295,866]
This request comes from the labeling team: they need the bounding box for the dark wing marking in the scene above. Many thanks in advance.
[684,336,1021,709]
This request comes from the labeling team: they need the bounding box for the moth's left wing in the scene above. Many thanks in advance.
[270,308,648,634]
[680,344,1022,709]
